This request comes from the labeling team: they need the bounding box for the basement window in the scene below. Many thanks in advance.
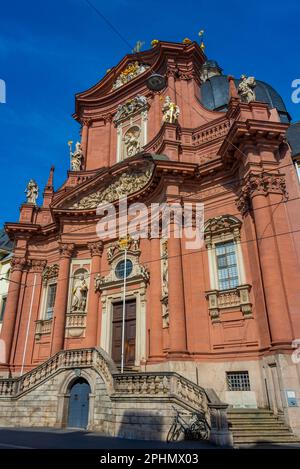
[226,371,250,391]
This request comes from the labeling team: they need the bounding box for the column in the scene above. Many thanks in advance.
[243,174,293,346]
[0,257,26,364]
[86,242,103,347]
[14,260,46,369]
[51,243,74,355]
[168,226,187,355]
[80,118,90,168]
[149,237,164,359]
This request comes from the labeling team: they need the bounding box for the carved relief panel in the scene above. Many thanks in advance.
[114,95,149,162]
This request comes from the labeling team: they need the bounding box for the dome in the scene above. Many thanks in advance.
[287,121,300,157]
[199,72,290,124]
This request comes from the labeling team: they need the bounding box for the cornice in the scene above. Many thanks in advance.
[74,41,206,119]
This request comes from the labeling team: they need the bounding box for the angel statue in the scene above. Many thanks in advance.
[25,179,38,205]
[69,141,83,171]
[238,75,256,103]
[162,96,180,124]
[71,274,88,312]
[94,273,105,293]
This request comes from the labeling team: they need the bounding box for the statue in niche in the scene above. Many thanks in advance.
[25,179,38,204]
[71,274,88,312]
[238,75,256,103]
[162,95,180,124]
[69,141,84,171]
[124,126,141,158]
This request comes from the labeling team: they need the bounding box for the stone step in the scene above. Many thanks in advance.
[233,429,293,436]
[227,409,299,446]
[230,425,290,432]
[233,436,300,444]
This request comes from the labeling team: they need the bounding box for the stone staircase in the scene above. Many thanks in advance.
[228,409,300,446]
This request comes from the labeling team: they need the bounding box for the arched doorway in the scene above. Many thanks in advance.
[67,378,91,429]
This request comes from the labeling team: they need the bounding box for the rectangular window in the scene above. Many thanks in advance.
[216,241,239,290]
[0,296,7,322]
[227,371,250,391]
[45,284,57,320]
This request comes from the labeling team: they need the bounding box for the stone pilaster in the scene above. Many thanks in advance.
[0,257,27,364]
[237,172,293,347]
[51,243,75,355]
[85,242,103,347]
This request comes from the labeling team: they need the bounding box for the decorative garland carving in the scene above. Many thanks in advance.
[204,215,242,249]
[113,95,148,124]
[42,264,59,285]
[72,162,154,210]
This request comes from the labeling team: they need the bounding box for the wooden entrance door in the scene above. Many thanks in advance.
[112,299,136,366]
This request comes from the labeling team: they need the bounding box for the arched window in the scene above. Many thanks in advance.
[204,215,252,321]
[40,264,59,321]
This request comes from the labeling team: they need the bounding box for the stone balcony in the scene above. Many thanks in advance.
[206,284,252,322]
[35,318,52,340]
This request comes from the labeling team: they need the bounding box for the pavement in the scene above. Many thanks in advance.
[0,427,217,449]
[0,427,299,450]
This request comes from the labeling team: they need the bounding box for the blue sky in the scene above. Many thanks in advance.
[0,0,299,226]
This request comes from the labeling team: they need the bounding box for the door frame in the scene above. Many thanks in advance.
[100,286,146,367]
[67,378,91,429]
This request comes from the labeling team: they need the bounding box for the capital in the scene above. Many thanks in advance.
[237,171,288,215]
[88,241,104,257]
[59,243,75,258]
[11,256,27,272]
[30,259,47,273]
[81,118,91,127]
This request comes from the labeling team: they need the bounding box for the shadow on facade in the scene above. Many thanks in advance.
[116,410,164,441]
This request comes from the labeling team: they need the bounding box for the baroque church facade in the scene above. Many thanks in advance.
[0,40,300,444]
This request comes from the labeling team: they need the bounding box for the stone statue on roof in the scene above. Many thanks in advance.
[238,75,256,103]
[69,141,83,171]
[25,179,38,205]
[162,95,180,124]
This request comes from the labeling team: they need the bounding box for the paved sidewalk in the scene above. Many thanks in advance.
[0,427,218,449]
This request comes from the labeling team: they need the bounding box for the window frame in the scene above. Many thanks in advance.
[204,216,246,291]
[215,240,240,290]
[0,295,7,322]
[44,282,57,320]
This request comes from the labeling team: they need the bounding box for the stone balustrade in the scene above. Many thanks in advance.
[0,348,115,398]
[113,372,208,415]
[0,348,232,446]
[0,379,16,397]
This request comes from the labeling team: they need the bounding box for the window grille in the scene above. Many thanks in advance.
[227,371,250,391]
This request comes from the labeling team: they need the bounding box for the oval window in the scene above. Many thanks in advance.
[115,259,133,279]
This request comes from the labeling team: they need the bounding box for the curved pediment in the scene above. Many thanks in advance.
[53,157,155,212]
